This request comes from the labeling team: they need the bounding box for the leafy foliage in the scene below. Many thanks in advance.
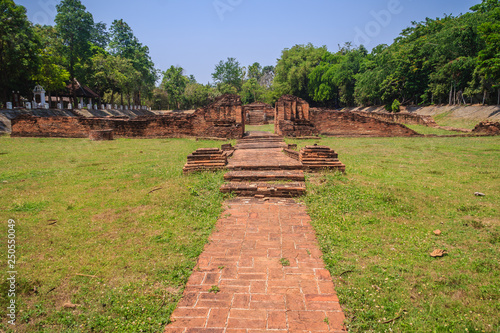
[55,0,94,87]
[212,57,244,93]
[0,0,40,105]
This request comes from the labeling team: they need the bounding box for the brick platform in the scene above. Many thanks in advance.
[164,198,346,332]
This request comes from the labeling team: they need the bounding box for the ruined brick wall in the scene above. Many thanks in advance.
[353,111,436,126]
[197,94,245,138]
[11,115,89,138]
[310,110,420,137]
[244,102,274,124]
[11,95,246,139]
[472,121,500,135]
[203,94,243,122]
[277,120,318,137]
[275,95,313,136]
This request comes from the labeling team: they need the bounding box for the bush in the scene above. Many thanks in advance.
[391,99,401,113]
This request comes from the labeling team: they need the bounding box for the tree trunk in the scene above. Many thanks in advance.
[121,92,124,106]
[497,88,499,105]
[482,90,486,105]
[449,84,453,105]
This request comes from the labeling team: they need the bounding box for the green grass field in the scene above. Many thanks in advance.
[1,134,499,332]
[245,124,275,133]
[290,136,500,332]
[0,137,229,332]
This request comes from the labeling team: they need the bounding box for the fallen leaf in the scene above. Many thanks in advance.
[474,192,486,197]
[63,302,79,309]
[433,230,442,236]
[430,249,447,257]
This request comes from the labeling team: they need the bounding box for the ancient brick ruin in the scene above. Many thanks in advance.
[274,95,318,137]
[11,94,245,139]
[8,93,433,139]
[182,148,228,174]
[89,129,114,141]
[244,101,274,125]
[310,109,420,137]
[274,96,419,137]
[472,121,500,135]
[347,110,437,126]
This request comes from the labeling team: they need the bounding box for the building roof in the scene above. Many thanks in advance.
[60,79,99,99]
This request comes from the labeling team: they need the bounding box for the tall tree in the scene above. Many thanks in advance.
[55,0,94,103]
[247,62,262,81]
[91,22,109,49]
[212,57,244,94]
[90,52,138,106]
[31,25,69,101]
[0,0,40,105]
[161,66,189,109]
[476,5,500,104]
[108,19,156,105]
[273,43,328,101]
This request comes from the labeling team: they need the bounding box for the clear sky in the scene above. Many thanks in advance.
[17,0,480,84]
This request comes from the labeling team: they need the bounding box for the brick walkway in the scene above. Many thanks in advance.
[164,198,346,333]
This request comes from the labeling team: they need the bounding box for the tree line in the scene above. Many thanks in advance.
[1,0,156,107]
[154,0,500,110]
[1,0,499,110]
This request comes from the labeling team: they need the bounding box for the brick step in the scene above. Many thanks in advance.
[235,143,287,150]
[183,165,226,173]
[300,153,339,158]
[185,160,227,165]
[239,138,283,143]
[187,154,227,161]
[224,170,305,182]
[241,135,280,140]
[300,158,340,163]
[226,164,304,171]
[303,164,346,172]
[220,182,306,197]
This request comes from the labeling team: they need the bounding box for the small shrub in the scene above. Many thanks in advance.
[208,285,220,294]
[280,258,290,267]
[392,99,401,113]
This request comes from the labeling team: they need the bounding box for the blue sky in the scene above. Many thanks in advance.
[17,0,479,84]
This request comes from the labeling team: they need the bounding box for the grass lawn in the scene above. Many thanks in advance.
[289,136,500,332]
[245,124,274,133]
[0,136,229,332]
[1,134,499,332]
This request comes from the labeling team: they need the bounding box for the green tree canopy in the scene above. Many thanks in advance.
[31,25,69,94]
[273,43,328,101]
[0,0,40,104]
[212,57,244,93]
[108,19,156,105]
[161,66,189,109]
[55,0,94,91]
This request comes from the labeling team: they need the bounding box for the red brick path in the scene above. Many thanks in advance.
[164,198,346,332]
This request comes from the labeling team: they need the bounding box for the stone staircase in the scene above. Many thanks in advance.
[220,132,306,197]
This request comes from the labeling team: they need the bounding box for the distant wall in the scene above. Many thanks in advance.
[351,110,436,126]
[11,95,245,139]
[244,102,274,125]
[310,110,420,137]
